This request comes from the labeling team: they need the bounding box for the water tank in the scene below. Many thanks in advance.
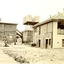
[23,15,32,25]
[25,15,32,21]
[23,15,39,25]
[33,16,40,22]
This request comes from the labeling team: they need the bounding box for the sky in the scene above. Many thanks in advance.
[0,0,64,31]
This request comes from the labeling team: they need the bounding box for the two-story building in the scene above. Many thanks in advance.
[0,22,17,44]
[33,12,64,48]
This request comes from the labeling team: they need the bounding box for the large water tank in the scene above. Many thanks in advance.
[26,15,32,21]
[23,15,39,25]
[23,15,32,25]
[33,16,40,22]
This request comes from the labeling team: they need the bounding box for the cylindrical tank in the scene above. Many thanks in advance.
[33,16,40,22]
[24,15,32,22]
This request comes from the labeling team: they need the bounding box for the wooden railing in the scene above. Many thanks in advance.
[16,29,23,43]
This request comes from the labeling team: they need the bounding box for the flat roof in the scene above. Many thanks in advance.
[33,13,64,27]
[0,22,18,25]
[23,21,39,25]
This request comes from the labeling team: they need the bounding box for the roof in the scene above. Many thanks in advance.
[23,21,39,25]
[33,12,64,27]
[0,22,18,25]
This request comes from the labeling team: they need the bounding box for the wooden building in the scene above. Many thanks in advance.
[33,12,64,48]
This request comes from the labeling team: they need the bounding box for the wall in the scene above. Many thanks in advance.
[33,21,64,48]
[33,22,53,48]
[53,21,64,48]
[0,24,17,43]
[33,27,39,44]
[41,22,53,48]
[0,24,4,32]
[23,30,33,43]
[23,31,27,42]
[4,24,16,31]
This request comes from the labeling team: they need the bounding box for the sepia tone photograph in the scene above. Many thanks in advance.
[0,0,64,64]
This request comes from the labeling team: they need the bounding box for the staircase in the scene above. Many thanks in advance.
[16,29,23,43]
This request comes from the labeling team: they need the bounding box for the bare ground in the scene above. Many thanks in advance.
[2,44,64,64]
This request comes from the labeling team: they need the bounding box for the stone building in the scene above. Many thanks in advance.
[33,12,64,48]
[0,22,17,44]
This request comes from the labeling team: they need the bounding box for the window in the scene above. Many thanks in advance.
[38,40,41,47]
[57,22,64,34]
[62,39,64,47]
[39,26,41,35]
[58,22,61,29]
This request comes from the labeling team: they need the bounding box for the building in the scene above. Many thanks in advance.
[16,35,22,45]
[23,15,40,44]
[33,12,64,49]
[22,30,33,44]
[0,22,17,44]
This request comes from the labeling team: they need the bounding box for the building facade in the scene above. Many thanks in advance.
[33,12,64,48]
[0,22,17,44]
[22,30,33,44]
[23,15,40,44]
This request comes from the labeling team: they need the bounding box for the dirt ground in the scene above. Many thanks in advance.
[1,44,64,64]
[0,49,18,64]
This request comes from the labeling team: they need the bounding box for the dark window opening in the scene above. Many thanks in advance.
[57,22,64,34]
[58,22,64,29]
[49,39,51,45]
[62,39,64,47]
[58,22,60,28]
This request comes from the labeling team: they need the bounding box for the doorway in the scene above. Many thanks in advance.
[46,39,48,48]
[38,40,41,47]
[45,39,51,49]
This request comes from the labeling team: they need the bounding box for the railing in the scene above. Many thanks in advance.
[57,29,64,34]
[16,29,24,43]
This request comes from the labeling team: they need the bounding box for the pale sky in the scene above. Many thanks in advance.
[0,0,64,31]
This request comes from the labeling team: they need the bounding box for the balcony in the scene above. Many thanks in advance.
[57,29,64,34]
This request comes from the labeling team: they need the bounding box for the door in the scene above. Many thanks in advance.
[46,39,48,48]
[38,40,41,47]
[45,39,51,49]
[49,39,51,48]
